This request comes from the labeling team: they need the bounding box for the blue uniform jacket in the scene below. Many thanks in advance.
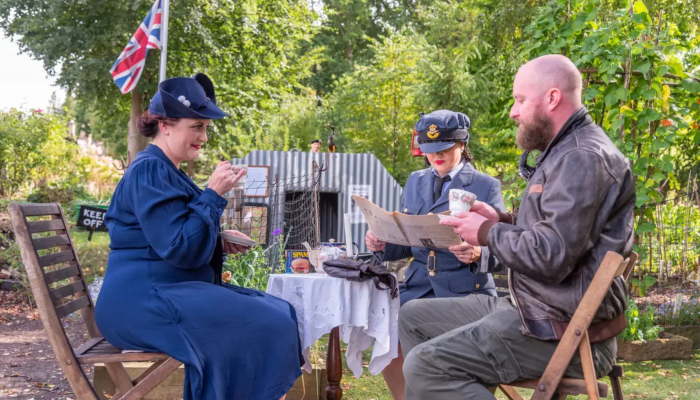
[384,162,506,306]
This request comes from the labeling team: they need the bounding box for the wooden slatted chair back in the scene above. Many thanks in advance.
[528,251,631,400]
[10,202,186,400]
[9,202,101,399]
[497,251,638,400]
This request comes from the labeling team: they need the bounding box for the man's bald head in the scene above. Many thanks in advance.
[517,54,583,106]
[510,55,584,150]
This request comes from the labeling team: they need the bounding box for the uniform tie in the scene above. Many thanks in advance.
[433,175,451,203]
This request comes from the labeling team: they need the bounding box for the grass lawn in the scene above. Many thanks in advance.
[68,225,110,284]
[336,345,700,400]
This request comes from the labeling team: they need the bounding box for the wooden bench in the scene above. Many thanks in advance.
[9,203,183,400]
[493,251,637,400]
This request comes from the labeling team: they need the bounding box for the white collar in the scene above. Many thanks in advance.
[433,159,465,180]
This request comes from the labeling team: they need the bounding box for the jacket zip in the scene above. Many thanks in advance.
[508,268,530,335]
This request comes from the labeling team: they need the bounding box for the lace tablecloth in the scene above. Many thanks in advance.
[266,273,400,378]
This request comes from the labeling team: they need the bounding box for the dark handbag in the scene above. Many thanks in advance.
[323,255,399,299]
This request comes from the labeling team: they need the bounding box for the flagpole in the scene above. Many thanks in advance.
[158,0,169,83]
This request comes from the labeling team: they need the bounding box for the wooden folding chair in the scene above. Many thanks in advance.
[9,203,183,400]
[494,251,638,400]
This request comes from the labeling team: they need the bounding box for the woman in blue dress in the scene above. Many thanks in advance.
[365,110,505,400]
[95,73,302,400]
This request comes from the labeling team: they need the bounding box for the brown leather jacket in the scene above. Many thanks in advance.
[478,107,635,342]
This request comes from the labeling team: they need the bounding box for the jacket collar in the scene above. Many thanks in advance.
[137,144,202,193]
[418,162,475,212]
[142,144,175,168]
[536,106,593,167]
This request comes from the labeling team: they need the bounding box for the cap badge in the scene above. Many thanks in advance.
[427,124,440,139]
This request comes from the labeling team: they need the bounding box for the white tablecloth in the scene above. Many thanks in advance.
[266,273,400,378]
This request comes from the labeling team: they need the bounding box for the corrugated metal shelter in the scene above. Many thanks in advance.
[230,151,403,252]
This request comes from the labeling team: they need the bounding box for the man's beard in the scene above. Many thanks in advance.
[516,114,553,151]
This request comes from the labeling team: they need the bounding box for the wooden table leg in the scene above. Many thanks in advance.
[326,327,342,400]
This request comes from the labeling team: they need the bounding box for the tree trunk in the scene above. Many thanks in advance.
[694,177,700,214]
[656,204,665,284]
[648,231,653,277]
[128,89,148,165]
[682,172,693,281]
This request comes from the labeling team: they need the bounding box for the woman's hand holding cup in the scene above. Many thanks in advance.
[208,161,245,196]
[469,201,499,222]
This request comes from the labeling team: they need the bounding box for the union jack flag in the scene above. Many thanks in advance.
[110,0,162,94]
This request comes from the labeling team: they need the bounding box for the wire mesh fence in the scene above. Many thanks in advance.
[221,165,323,271]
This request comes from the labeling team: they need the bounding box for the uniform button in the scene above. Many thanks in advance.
[475,284,480,289]
[404,208,408,213]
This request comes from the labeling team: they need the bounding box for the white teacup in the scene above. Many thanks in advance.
[449,189,477,214]
[231,164,247,188]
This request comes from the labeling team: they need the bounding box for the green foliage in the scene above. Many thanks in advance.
[0,232,34,299]
[25,179,91,205]
[222,245,275,291]
[631,275,658,296]
[70,230,112,285]
[0,0,321,161]
[3,0,700,245]
[221,233,288,291]
[303,0,539,184]
[0,232,23,276]
[304,0,421,96]
[620,297,662,342]
[0,110,85,198]
[324,31,425,184]
[633,202,700,278]
[520,0,700,226]
[206,90,328,159]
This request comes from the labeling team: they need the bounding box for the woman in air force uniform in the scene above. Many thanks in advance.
[366,110,505,400]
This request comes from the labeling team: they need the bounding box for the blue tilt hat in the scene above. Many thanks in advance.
[148,73,227,120]
[415,110,470,153]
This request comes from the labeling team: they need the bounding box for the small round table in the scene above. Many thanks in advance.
[266,273,400,400]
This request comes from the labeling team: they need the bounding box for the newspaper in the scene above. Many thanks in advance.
[352,195,462,249]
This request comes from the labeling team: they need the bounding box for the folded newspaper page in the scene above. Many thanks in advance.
[352,195,462,249]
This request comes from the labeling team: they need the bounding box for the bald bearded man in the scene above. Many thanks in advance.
[399,54,634,400]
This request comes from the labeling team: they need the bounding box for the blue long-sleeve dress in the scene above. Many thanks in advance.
[95,144,302,400]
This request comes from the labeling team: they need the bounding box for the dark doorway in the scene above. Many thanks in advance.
[283,191,339,249]
[319,192,339,242]
[284,191,316,249]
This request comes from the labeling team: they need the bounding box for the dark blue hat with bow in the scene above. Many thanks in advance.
[148,73,227,120]
[415,110,470,153]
